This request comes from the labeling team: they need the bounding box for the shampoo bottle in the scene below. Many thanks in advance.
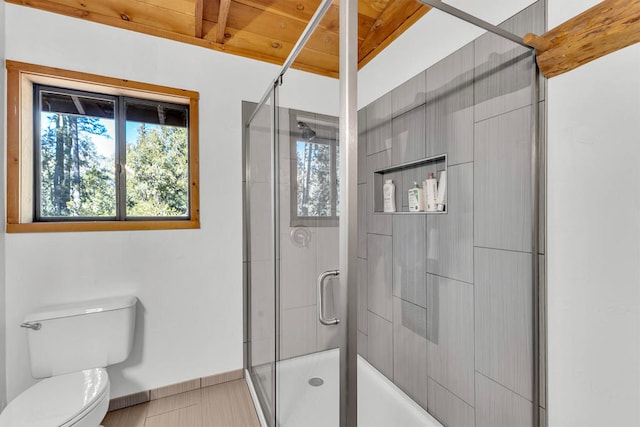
[408,182,424,212]
[383,179,396,212]
[424,173,438,212]
[436,171,447,212]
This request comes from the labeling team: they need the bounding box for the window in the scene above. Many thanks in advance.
[289,110,339,227]
[6,61,200,232]
[35,86,189,220]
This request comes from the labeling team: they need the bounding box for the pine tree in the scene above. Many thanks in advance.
[39,113,114,217]
[296,140,333,217]
[126,124,188,216]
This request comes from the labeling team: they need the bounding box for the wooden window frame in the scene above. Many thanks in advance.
[6,60,200,233]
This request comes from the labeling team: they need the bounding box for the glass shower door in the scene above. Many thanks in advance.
[246,90,277,427]
[275,97,342,427]
[246,1,358,425]
[246,84,344,427]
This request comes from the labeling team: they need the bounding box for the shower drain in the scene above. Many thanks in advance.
[308,377,324,387]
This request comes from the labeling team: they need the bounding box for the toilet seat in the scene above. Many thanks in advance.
[0,368,109,427]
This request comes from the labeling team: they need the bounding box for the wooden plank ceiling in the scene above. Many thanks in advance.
[8,0,431,77]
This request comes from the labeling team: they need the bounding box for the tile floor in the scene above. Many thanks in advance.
[102,379,261,427]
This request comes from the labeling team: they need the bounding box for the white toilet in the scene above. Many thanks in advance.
[0,296,137,427]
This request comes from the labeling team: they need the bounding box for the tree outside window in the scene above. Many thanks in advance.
[36,86,189,221]
[290,110,339,227]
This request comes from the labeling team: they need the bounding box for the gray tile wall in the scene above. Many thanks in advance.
[538,101,546,254]
[393,297,429,408]
[427,274,475,406]
[426,42,475,166]
[392,71,426,118]
[366,93,393,155]
[358,108,368,185]
[426,162,474,284]
[356,2,544,426]
[474,106,532,253]
[367,311,394,379]
[392,105,426,166]
[475,247,533,400]
[358,258,369,334]
[358,183,368,259]
[366,150,394,236]
[475,373,532,427]
[473,0,543,123]
[428,378,475,427]
[367,233,393,321]
[393,215,427,308]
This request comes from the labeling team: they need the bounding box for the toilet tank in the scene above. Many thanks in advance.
[23,296,137,379]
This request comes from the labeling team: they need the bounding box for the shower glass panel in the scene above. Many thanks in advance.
[247,90,277,427]
[274,13,345,422]
[355,2,543,426]
[246,1,543,426]
[276,86,341,427]
[245,1,348,423]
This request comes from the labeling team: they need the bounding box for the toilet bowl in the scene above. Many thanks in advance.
[0,296,137,427]
[0,368,109,427]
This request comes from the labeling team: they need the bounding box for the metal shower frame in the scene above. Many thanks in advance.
[244,0,544,425]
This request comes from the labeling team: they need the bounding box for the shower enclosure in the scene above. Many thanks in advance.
[244,2,355,424]
[244,1,546,426]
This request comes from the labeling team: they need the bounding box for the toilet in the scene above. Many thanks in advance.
[0,296,137,427]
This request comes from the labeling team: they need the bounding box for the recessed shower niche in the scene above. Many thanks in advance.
[372,153,447,214]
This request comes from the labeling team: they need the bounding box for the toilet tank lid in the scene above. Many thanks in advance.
[24,296,137,322]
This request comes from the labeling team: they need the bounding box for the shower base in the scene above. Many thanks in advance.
[250,348,443,427]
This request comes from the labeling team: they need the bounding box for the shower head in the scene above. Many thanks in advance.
[297,121,316,141]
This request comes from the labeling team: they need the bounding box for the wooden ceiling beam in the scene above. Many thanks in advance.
[202,0,219,22]
[216,0,232,43]
[524,0,640,78]
[195,0,204,38]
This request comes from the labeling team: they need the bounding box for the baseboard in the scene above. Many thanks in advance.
[108,391,150,411]
[108,368,244,412]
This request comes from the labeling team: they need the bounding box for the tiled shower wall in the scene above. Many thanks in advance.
[356,3,545,427]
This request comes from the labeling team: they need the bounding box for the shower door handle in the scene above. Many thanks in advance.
[317,270,340,326]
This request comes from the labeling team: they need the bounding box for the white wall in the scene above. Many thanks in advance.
[547,1,640,426]
[358,0,536,107]
[3,4,338,400]
[0,0,7,411]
